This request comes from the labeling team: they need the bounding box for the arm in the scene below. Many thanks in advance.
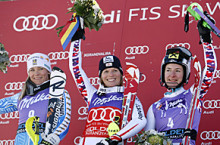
[199,42,217,99]
[40,90,71,144]
[197,12,217,100]
[69,40,97,104]
[0,93,19,114]
[144,104,155,131]
[114,97,147,140]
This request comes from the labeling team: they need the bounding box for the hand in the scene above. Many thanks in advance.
[197,11,215,43]
[40,133,60,145]
[106,134,122,145]
[96,134,122,145]
[71,17,85,41]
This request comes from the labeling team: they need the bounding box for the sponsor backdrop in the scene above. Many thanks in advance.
[0,0,220,144]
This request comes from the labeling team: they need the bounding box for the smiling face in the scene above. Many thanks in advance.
[100,67,122,87]
[164,63,184,88]
[28,67,50,85]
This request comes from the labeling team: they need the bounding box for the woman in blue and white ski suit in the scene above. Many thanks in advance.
[0,53,71,145]
[145,13,217,145]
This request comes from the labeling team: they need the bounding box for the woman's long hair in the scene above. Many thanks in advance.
[19,73,50,100]
[19,76,29,100]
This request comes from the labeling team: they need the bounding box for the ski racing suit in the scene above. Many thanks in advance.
[0,82,71,145]
[145,42,217,145]
[69,40,147,145]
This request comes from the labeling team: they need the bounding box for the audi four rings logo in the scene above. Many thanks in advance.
[9,51,69,63]
[165,43,190,50]
[10,54,30,63]
[203,100,220,109]
[78,106,88,116]
[87,107,121,123]
[13,14,58,32]
[213,45,220,49]
[89,77,100,86]
[140,73,146,83]
[0,112,19,120]
[0,140,15,145]
[125,46,149,55]
[214,70,220,79]
[48,51,69,60]
[5,82,24,91]
[200,130,220,140]
[74,136,82,145]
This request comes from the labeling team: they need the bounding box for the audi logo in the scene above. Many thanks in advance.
[0,139,15,145]
[10,51,69,63]
[87,107,121,123]
[10,54,30,63]
[214,70,220,79]
[5,82,24,91]
[165,42,190,50]
[48,51,69,60]
[200,130,220,140]
[78,106,88,116]
[125,46,149,55]
[89,77,100,86]
[0,111,19,120]
[140,73,146,83]
[203,100,220,109]
[13,14,58,32]
[213,45,220,49]
[74,136,82,145]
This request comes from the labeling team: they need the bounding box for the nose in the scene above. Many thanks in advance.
[170,71,176,77]
[34,70,40,75]
[109,71,114,76]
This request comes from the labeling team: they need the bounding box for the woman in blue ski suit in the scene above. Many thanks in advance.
[0,53,71,145]
[144,12,217,145]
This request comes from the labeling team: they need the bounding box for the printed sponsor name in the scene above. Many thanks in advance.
[104,2,219,23]
[92,95,123,106]
[0,121,9,124]
[4,92,15,96]
[203,111,214,114]
[84,52,111,57]
[19,93,49,110]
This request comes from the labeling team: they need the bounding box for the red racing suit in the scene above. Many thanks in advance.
[69,40,147,145]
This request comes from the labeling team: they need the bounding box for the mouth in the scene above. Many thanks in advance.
[34,77,42,80]
[166,80,178,85]
[107,78,116,82]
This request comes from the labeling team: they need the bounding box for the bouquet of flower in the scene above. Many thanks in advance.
[0,43,10,73]
[133,130,173,145]
[68,0,104,31]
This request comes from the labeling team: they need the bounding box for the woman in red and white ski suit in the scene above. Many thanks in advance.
[69,40,147,145]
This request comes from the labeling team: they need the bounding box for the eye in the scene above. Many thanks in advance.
[165,69,170,72]
[113,69,118,72]
[103,70,109,74]
[176,70,180,72]
[29,68,34,72]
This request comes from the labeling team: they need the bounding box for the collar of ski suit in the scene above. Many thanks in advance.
[96,84,124,96]
[164,87,185,98]
[26,79,50,96]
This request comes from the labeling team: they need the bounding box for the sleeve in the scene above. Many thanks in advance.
[144,104,156,131]
[116,96,147,140]
[69,40,97,104]
[199,42,217,100]
[0,93,19,114]
[53,90,71,140]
